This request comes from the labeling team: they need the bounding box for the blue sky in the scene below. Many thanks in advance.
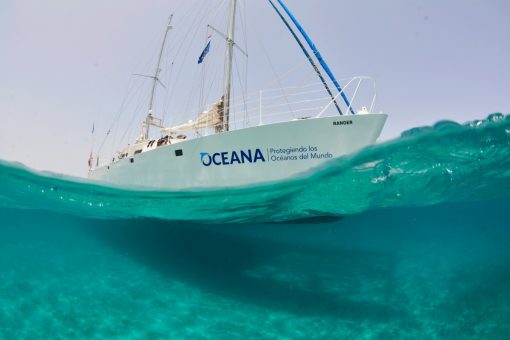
[1,0,509,177]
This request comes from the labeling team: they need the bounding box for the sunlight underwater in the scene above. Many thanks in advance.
[1,113,510,338]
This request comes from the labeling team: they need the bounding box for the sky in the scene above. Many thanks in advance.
[1,0,509,177]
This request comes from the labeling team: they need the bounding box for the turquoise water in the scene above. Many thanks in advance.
[1,113,510,338]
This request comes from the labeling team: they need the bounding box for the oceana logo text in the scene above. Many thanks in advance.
[200,149,266,167]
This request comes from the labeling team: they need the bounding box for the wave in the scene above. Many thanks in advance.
[1,113,509,223]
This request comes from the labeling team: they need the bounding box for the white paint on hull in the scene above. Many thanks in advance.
[89,114,387,190]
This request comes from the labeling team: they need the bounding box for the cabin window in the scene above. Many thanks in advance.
[175,149,183,157]
[130,158,134,163]
[134,149,142,155]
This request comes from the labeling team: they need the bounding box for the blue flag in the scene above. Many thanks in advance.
[197,40,211,64]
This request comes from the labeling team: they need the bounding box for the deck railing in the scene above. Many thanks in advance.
[225,75,377,130]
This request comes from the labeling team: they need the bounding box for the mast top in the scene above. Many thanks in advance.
[141,14,174,141]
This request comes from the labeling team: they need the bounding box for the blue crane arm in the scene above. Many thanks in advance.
[275,0,356,114]
[267,0,343,115]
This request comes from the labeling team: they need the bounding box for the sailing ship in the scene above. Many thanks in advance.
[88,0,387,190]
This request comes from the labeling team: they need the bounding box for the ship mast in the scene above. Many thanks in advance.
[222,0,237,132]
[141,15,174,141]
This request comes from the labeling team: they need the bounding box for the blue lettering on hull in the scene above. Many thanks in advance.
[200,149,266,167]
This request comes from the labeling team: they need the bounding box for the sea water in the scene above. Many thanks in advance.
[0,114,509,338]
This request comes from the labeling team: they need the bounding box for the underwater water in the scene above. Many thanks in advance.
[1,113,509,338]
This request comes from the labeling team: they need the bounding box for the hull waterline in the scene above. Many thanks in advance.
[89,114,387,190]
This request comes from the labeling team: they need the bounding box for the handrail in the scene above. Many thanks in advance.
[315,76,376,118]
[228,75,377,125]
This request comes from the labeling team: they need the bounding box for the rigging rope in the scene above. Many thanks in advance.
[267,0,342,115]
[275,0,355,114]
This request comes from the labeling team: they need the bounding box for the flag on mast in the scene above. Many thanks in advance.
[88,151,93,168]
[198,35,212,64]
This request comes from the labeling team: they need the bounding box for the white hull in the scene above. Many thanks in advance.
[89,114,387,190]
